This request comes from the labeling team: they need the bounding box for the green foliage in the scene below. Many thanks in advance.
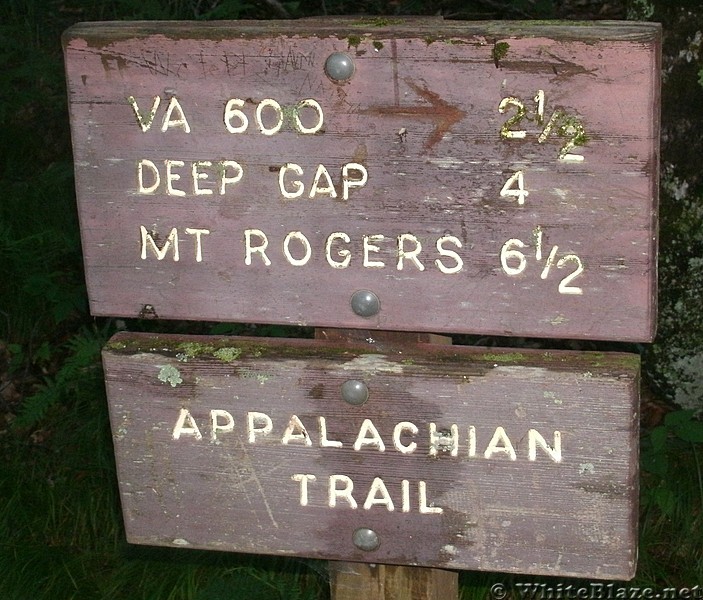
[627,0,656,20]
[0,0,86,350]
[193,562,326,600]
[642,410,703,487]
[644,9,703,410]
[13,325,110,428]
[638,410,703,584]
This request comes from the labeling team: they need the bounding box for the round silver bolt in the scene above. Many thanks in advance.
[325,52,355,82]
[341,380,369,406]
[352,527,380,551]
[351,290,380,318]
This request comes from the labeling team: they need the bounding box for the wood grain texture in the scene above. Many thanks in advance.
[329,563,458,600]
[64,19,660,341]
[102,331,640,579]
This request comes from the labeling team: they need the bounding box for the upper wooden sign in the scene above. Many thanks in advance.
[64,20,660,341]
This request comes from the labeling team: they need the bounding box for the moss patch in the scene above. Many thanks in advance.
[213,347,242,362]
[176,342,216,361]
[481,352,526,363]
[347,34,362,48]
[492,41,510,64]
[355,17,401,27]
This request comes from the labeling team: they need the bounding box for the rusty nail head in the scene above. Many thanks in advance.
[353,527,380,551]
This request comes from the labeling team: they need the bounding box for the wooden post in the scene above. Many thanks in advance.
[317,328,458,600]
[329,563,458,600]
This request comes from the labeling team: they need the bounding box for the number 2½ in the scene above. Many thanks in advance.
[498,90,586,162]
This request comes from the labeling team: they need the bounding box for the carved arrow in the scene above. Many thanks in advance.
[361,78,466,152]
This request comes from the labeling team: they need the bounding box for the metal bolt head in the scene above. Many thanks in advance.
[352,527,380,551]
[351,290,380,318]
[341,380,369,406]
[325,52,355,82]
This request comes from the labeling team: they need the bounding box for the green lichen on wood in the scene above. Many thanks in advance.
[213,347,242,362]
[106,334,639,382]
[481,352,526,363]
[558,115,589,146]
[355,17,400,27]
[157,364,182,387]
[104,340,127,351]
[176,342,216,361]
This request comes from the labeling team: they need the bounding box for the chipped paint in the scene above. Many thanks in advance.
[428,157,465,169]
[579,463,596,475]
[171,538,191,545]
[544,391,563,405]
[341,354,404,373]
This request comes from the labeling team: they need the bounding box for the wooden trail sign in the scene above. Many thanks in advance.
[102,332,640,580]
[64,20,660,342]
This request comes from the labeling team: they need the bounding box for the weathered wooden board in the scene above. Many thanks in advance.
[69,20,650,585]
[65,20,660,341]
[102,332,640,579]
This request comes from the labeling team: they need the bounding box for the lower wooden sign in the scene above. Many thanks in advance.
[102,332,639,580]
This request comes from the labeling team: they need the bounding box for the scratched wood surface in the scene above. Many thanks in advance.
[64,20,660,341]
[102,331,640,580]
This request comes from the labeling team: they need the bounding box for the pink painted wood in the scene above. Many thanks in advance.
[64,20,660,341]
[102,331,640,580]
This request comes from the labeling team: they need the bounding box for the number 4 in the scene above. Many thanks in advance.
[500,170,528,206]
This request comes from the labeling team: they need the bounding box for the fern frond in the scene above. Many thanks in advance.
[13,326,109,429]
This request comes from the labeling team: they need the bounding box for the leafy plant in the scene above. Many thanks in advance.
[13,325,110,429]
[641,410,703,512]
[638,410,703,585]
